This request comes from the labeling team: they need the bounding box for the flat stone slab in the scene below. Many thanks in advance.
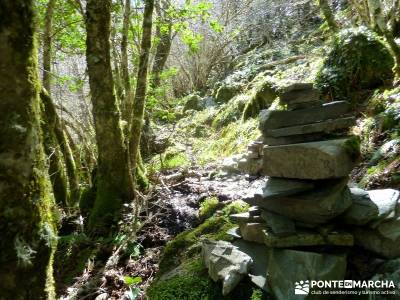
[261,210,296,237]
[279,83,320,105]
[245,179,352,224]
[264,116,355,137]
[230,212,264,224]
[263,133,325,146]
[267,249,347,300]
[239,222,266,244]
[263,229,354,248]
[227,226,242,239]
[259,101,350,131]
[368,189,400,227]
[248,206,261,216]
[263,138,357,179]
[253,177,315,200]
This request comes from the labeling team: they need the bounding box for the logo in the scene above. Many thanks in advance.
[295,280,310,295]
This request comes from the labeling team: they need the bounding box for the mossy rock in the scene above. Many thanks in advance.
[212,95,249,130]
[315,28,394,102]
[183,94,202,112]
[215,84,243,104]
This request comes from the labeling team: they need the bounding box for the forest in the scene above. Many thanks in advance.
[1,0,400,299]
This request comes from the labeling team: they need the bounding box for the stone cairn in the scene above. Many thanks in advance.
[202,83,400,298]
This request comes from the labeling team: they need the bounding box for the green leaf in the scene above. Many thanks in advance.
[124,276,142,286]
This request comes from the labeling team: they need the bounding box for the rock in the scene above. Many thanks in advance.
[369,259,400,299]
[227,226,242,239]
[238,222,265,244]
[95,293,109,300]
[247,151,260,159]
[263,116,355,137]
[183,94,202,112]
[263,228,354,247]
[279,83,320,105]
[252,177,315,200]
[352,217,400,259]
[233,239,270,291]
[248,140,264,156]
[248,206,261,216]
[368,189,400,227]
[263,133,325,146]
[259,101,350,131]
[263,138,357,180]
[261,210,296,237]
[339,188,379,225]
[215,84,241,104]
[245,179,352,224]
[288,100,323,110]
[230,212,264,224]
[201,240,253,295]
[202,96,216,108]
[267,249,347,300]
[237,157,263,176]
[221,154,244,174]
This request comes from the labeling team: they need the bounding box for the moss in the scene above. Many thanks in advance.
[242,78,277,120]
[196,119,260,164]
[158,216,235,274]
[199,197,220,221]
[315,27,394,102]
[222,200,250,216]
[212,94,249,130]
[344,136,361,160]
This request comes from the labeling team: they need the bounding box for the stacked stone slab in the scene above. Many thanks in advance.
[221,83,400,298]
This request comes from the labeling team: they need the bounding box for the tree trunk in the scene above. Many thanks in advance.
[41,90,70,207]
[318,0,339,33]
[43,0,55,93]
[0,1,57,298]
[384,33,400,82]
[129,0,155,186]
[151,0,172,89]
[85,0,132,234]
[121,0,132,121]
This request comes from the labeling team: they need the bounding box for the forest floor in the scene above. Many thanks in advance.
[59,164,265,300]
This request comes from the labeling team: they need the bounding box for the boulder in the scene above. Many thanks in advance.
[245,179,352,224]
[183,94,202,112]
[263,228,354,248]
[201,240,253,295]
[352,218,400,259]
[261,210,296,237]
[267,249,347,300]
[252,177,315,200]
[368,189,400,227]
[238,222,266,244]
[263,138,357,179]
[288,100,322,111]
[259,101,350,131]
[279,83,320,105]
[339,188,379,225]
[264,116,355,137]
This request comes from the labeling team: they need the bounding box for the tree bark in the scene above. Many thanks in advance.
[151,0,172,89]
[43,0,56,93]
[129,0,155,186]
[85,0,132,234]
[0,1,57,298]
[318,0,339,33]
[121,0,132,121]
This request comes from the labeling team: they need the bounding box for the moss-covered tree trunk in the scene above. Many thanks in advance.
[41,90,70,207]
[151,0,172,89]
[0,1,57,298]
[85,0,132,234]
[129,0,154,187]
[42,0,55,93]
[121,0,132,121]
[317,0,339,33]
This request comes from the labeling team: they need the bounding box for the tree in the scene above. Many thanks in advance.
[43,0,56,93]
[0,0,57,298]
[85,0,132,234]
[129,0,155,190]
[317,0,339,32]
[349,0,400,81]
